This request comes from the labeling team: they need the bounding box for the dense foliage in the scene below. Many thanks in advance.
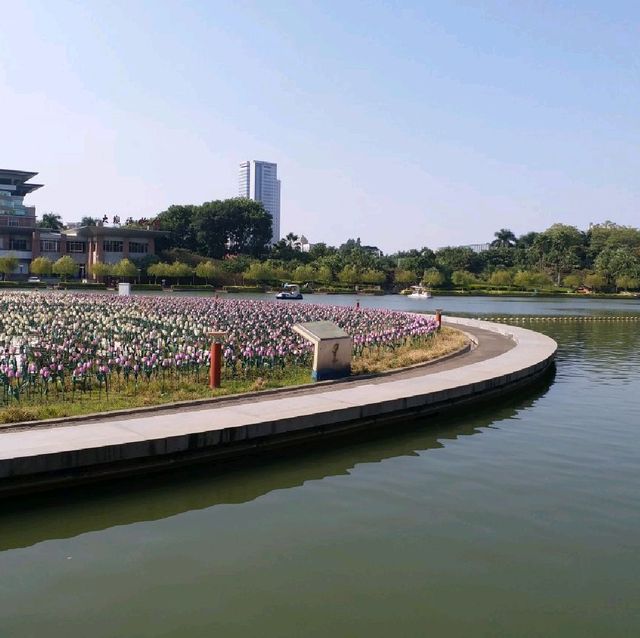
[137,221,640,293]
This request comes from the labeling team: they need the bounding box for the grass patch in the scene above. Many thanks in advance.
[351,327,468,375]
[0,368,312,424]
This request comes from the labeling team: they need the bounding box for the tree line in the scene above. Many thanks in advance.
[31,198,640,292]
[137,220,640,293]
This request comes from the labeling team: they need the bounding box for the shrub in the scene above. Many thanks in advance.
[223,285,265,293]
[57,282,107,290]
[171,285,215,291]
[132,283,163,291]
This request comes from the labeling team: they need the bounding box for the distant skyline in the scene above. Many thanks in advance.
[2,1,638,252]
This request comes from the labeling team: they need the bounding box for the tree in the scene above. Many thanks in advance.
[491,228,516,248]
[112,258,139,281]
[394,268,416,286]
[393,248,435,273]
[154,205,198,252]
[489,270,513,287]
[90,262,113,282]
[516,232,539,249]
[587,222,640,263]
[615,274,639,291]
[595,247,640,288]
[292,264,317,282]
[147,262,172,283]
[584,272,607,292]
[80,216,99,227]
[38,213,64,230]
[30,256,53,277]
[316,265,333,284]
[52,255,78,281]
[435,246,482,274]
[563,272,584,290]
[479,247,515,271]
[451,270,475,290]
[169,261,194,283]
[337,265,360,286]
[422,267,444,288]
[190,199,272,259]
[513,270,553,290]
[243,261,275,284]
[0,255,19,280]
[307,243,336,261]
[195,260,222,284]
[531,224,586,285]
[360,268,386,285]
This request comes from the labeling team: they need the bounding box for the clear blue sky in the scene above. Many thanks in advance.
[2,1,638,252]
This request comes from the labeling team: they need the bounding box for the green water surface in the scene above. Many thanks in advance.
[0,299,639,637]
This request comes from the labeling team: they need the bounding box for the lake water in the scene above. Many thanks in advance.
[1,296,639,637]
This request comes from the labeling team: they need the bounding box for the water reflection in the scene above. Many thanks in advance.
[0,376,553,552]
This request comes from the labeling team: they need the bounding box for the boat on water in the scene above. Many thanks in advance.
[407,284,432,299]
[276,283,303,300]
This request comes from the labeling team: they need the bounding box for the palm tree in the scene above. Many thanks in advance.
[491,228,517,248]
[37,213,64,230]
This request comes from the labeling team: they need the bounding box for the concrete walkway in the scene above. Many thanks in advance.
[0,317,556,495]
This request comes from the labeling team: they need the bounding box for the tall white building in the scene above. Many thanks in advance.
[238,160,281,243]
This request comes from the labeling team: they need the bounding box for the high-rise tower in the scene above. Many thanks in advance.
[238,160,280,243]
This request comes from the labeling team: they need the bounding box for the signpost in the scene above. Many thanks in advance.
[293,321,352,381]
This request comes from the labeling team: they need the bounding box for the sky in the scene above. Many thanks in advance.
[1,1,639,252]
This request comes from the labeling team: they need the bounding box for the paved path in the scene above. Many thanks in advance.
[0,318,555,494]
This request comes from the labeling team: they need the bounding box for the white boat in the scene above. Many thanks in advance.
[276,283,303,300]
[407,285,432,299]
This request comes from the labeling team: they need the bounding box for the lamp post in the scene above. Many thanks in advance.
[209,330,227,389]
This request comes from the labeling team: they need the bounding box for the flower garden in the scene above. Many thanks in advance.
[0,292,442,420]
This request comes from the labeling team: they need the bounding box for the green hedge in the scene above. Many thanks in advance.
[0,281,46,288]
[223,285,265,293]
[57,282,107,290]
[132,283,163,291]
[171,284,215,291]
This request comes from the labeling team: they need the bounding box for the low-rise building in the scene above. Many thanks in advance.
[0,168,165,278]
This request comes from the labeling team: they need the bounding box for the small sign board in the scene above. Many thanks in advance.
[118,282,131,296]
[293,320,352,381]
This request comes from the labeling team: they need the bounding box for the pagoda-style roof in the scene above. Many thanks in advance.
[0,169,44,196]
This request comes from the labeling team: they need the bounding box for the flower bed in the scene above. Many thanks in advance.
[0,292,437,408]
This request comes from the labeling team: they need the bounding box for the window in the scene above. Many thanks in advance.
[103,240,123,252]
[9,238,28,251]
[40,240,60,252]
[128,241,148,254]
[66,241,86,253]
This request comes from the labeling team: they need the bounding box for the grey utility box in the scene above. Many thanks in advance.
[293,320,352,381]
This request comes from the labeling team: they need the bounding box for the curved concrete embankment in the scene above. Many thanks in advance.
[0,317,556,495]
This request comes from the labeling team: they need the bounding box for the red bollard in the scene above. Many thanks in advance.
[435,309,443,330]
[208,330,227,389]
[209,341,222,389]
